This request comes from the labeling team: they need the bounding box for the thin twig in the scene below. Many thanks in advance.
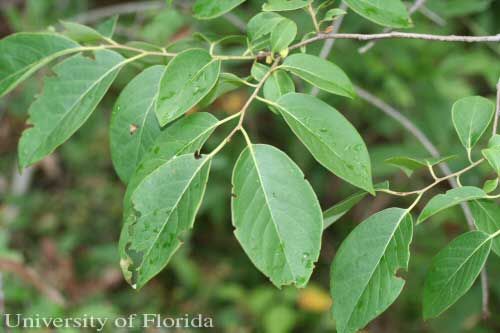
[493,80,500,135]
[419,5,447,27]
[0,258,66,306]
[359,0,428,54]
[292,32,500,52]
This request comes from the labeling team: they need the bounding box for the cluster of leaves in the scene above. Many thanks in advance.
[1,0,499,332]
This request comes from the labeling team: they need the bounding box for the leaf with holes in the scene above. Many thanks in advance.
[423,231,491,319]
[232,144,323,288]
[18,50,125,169]
[276,93,374,193]
[0,33,80,98]
[120,154,212,289]
[110,65,165,183]
[331,208,413,333]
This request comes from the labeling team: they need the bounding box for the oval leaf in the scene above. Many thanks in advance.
[0,32,80,98]
[452,96,495,153]
[232,144,323,288]
[247,12,284,41]
[276,93,374,193]
[343,0,412,28]
[423,231,491,319]
[120,154,212,289]
[110,65,165,183]
[271,18,297,53]
[123,113,219,215]
[193,0,246,19]
[156,49,220,126]
[470,200,500,256]
[18,50,125,169]
[417,186,488,224]
[281,54,354,98]
[482,146,500,176]
[331,208,413,333]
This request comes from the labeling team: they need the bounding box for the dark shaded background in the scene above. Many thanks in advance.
[0,0,500,332]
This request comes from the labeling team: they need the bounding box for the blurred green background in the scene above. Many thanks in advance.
[0,0,499,332]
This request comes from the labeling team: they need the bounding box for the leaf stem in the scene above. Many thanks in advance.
[307,3,321,33]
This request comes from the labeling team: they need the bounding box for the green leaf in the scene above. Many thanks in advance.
[488,134,500,148]
[193,0,246,19]
[276,93,374,193]
[482,146,500,176]
[385,155,456,177]
[18,50,125,169]
[263,0,312,11]
[123,113,219,215]
[264,69,295,114]
[0,32,80,98]
[423,231,491,319]
[96,15,119,38]
[120,154,212,289]
[251,62,269,81]
[198,73,245,108]
[343,0,412,28]
[452,96,495,154]
[155,49,221,126]
[110,65,165,183]
[232,144,323,288]
[417,186,488,224]
[247,12,284,42]
[61,21,107,43]
[470,200,500,256]
[281,54,354,98]
[331,208,413,333]
[483,178,499,193]
[323,181,390,229]
[270,18,297,53]
[324,8,347,21]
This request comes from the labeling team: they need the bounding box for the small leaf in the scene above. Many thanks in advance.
[343,0,412,28]
[417,186,488,224]
[61,21,106,43]
[452,96,495,154]
[385,155,456,177]
[276,93,374,193]
[251,62,269,81]
[423,231,491,319]
[470,200,500,256]
[232,144,323,288]
[18,50,125,169]
[281,54,354,98]
[331,208,413,333]
[483,178,499,193]
[193,0,246,19]
[263,0,312,11]
[323,181,389,229]
[110,65,165,183]
[198,73,245,108]
[123,113,219,214]
[155,49,220,126]
[0,32,80,98]
[263,69,295,114]
[482,146,500,176]
[247,12,284,42]
[120,154,212,289]
[324,8,347,21]
[271,18,297,53]
[96,15,119,38]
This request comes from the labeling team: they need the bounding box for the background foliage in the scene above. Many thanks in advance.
[0,0,499,332]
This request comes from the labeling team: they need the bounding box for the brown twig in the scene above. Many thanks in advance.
[0,258,66,306]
